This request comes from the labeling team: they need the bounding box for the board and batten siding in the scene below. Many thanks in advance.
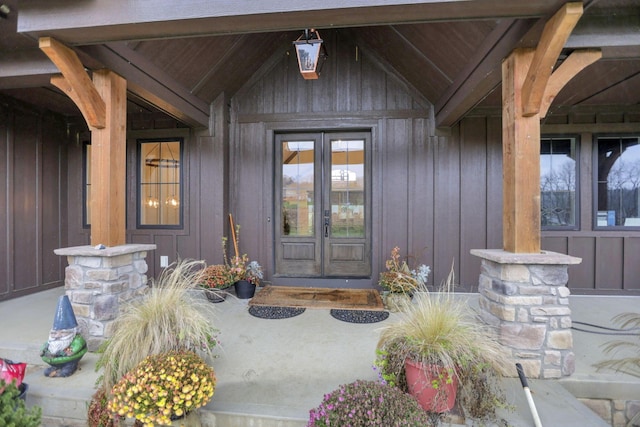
[0,97,68,301]
[539,110,640,294]
[229,31,506,291]
[230,29,640,293]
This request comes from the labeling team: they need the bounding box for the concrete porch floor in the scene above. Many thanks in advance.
[0,286,638,426]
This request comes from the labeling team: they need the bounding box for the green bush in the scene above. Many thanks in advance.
[0,380,42,427]
[307,380,433,426]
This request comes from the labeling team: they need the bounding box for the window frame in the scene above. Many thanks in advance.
[540,134,580,231]
[82,141,91,228]
[593,133,640,231]
[136,137,184,229]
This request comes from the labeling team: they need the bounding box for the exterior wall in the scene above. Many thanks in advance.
[65,97,230,278]
[4,39,640,298]
[540,108,640,294]
[229,31,504,290]
[0,96,69,301]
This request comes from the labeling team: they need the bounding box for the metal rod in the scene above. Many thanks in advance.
[516,363,543,427]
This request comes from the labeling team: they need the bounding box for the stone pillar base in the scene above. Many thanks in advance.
[54,244,156,351]
[471,249,581,379]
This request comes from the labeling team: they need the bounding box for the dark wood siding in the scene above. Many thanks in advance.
[63,99,232,283]
[229,32,507,291]
[540,110,640,294]
[0,97,68,301]
[231,35,640,293]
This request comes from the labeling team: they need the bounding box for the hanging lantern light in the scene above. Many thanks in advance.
[293,29,328,80]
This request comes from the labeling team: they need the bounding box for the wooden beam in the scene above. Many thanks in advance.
[435,18,537,128]
[0,49,59,78]
[521,2,583,117]
[90,69,127,247]
[80,43,210,128]
[502,49,541,253]
[567,11,640,48]
[539,48,602,117]
[18,0,566,43]
[38,37,106,129]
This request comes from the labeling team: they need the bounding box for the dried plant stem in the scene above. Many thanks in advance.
[229,213,239,258]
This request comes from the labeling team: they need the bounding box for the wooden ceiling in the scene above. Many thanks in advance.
[1,0,639,128]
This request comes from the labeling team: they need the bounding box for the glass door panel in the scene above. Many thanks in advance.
[330,139,365,238]
[281,140,315,237]
[275,131,371,278]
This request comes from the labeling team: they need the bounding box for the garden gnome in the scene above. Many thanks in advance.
[40,295,87,377]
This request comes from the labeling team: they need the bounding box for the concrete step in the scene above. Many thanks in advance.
[15,351,608,427]
[495,378,610,427]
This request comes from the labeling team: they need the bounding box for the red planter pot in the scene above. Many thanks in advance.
[404,359,458,413]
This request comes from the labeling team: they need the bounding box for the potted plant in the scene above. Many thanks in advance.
[378,246,430,311]
[108,349,216,426]
[223,217,264,299]
[198,264,234,302]
[91,259,220,426]
[307,380,433,426]
[375,266,508,421]
[0,380,42,427]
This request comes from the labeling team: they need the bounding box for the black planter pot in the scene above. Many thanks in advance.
[204,289,227,303]
[234,280,256,299]
[18,383,27,401]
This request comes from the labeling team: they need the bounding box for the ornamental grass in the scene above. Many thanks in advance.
[108,350,216,426]
[594,312,640,378]
[96,259,220,393]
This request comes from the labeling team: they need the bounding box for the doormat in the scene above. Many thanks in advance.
[248,306,306,320]
[330,309,390,324]
[249,286,385,311]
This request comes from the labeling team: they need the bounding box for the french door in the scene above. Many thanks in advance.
[274,131,371,278]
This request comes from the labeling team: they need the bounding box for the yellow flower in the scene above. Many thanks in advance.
[108,350,216,425]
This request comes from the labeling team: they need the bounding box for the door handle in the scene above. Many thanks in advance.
[324,210,330,237]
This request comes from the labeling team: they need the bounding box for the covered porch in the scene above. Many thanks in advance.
[1,287,637,426]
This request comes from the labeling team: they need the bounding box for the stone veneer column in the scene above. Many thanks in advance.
[54,244,156,352]
[471,249,582,379]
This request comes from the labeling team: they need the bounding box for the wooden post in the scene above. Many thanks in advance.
[40,37,127,247]
[500,2,598,253]
[502,49,541,254]
[91,70,127,246]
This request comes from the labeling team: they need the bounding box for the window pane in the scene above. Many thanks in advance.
[330,139,365,238]
[596,136,640,227]
[139,140,182,227]
[540,137,577,227]
[84,142,91,226]
[281,140,314,236]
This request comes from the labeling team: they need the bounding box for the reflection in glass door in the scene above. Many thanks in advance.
[275,131,371,278]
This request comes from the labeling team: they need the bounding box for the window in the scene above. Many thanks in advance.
[540,136,578,228]
[596,136,640,228]
[83,142,91,227]
[138,138,183,227]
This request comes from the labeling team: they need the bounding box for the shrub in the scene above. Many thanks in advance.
[307,380,433,426]
[0,380,42,427]
[108,350,216,426]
